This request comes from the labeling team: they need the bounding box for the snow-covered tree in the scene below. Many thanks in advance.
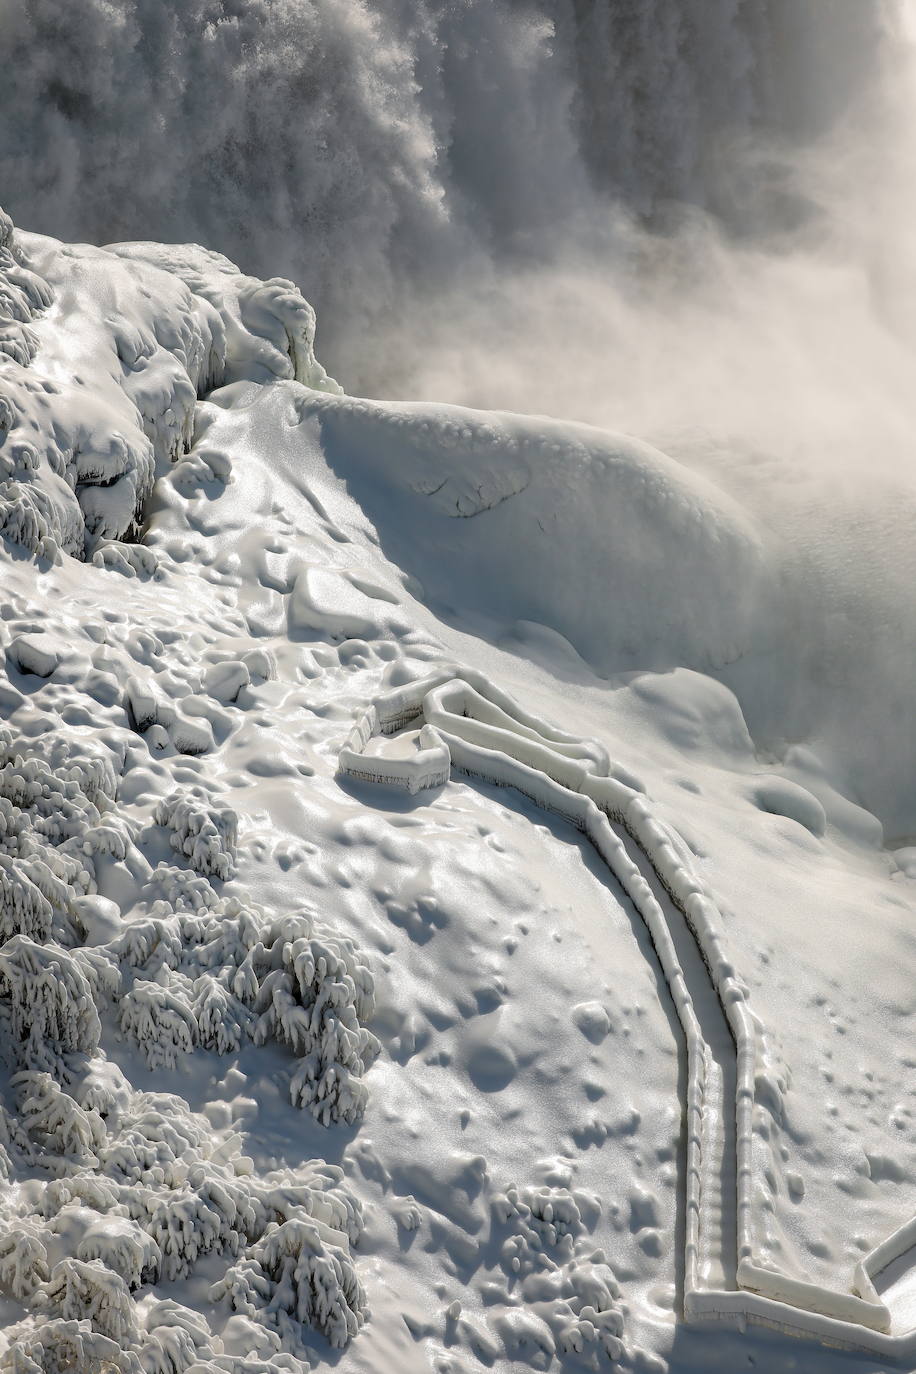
[212,1215,367,1351]
[246,917,379,1126]
[15,1072,106,1170]
[39,1257,138,1344]
[0,937,101,1068]
[0,1222,49,1299]
[0,1318,141,1374]
[118,978,197,1071]
[154,791,237,879]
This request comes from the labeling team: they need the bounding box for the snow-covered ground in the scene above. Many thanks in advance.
[0,205,915,1374]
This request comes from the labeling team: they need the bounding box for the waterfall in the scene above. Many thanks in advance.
[0,1,897,382]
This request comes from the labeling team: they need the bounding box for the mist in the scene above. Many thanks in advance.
[2,0,916,829]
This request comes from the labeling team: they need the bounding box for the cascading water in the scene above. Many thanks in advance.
[0,0,896,382]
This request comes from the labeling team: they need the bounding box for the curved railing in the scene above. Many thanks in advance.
[339,667,916,1354]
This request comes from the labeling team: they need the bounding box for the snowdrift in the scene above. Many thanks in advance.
[306,392,774,679]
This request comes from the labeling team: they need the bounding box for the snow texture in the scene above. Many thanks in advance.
[0,192,914,1374]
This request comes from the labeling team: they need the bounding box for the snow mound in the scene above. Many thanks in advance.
[303,390,774,676]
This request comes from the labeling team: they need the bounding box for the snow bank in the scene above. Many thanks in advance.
[304,390,774,678]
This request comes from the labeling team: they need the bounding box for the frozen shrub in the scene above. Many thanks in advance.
[154,791,237,879]
[144,1191,237,1283]
[15,1072,106,1170]
[75,1213,161,1289]
[119,978,197,1070]
[39,1257,138,1344]
[246,917,379,1126]
[0,852,53,942]
[140,1300,213,1373]
[0,1222,49,1298]
[0,732,115,946]
[193,976,254,1055]
[0,1318,140,1374]
[212,1215,367,1350]
[115,918,183,973]
[0,937,101,1066]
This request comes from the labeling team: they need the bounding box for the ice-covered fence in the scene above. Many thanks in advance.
[338,704,449,794]
[338,668,916,1352]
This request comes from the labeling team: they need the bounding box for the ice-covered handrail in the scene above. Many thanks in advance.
[338,669,916,1353]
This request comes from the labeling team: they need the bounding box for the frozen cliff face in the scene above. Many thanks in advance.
[0,210,337,563]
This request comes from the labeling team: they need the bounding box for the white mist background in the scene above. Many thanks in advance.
[2,0,916,830]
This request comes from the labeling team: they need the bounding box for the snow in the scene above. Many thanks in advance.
[0,193,915,1374]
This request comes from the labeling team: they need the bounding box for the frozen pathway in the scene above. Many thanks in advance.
[339,667,916,1356]
[614,825,737,1295]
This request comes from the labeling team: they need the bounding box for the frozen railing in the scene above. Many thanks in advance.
[339,667,916,1353]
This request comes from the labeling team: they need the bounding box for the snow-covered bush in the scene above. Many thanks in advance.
[467,1172,633,1367]
[243,917,378,1126]
[110,901,377,1125]
[0,852,54,943]
[140,1301,213,1374]
[0,1318,141,1374]
[154,791,237,879]
[0,1221,49,1299]
[75,1212,161,1290]
[0,937,101,1067]
[91,539,160,579]
[15,1072,106,1170]
[39,1257,138,1344]
[118,977,198,1071]
[0,204,230,559]
[0,205,48,377]
[25,1086,367,1360]
[193,975,254,1055]
[0,730,118,945]
[212,1215,367,1351]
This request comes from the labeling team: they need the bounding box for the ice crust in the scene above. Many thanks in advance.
[0,203,914,1374]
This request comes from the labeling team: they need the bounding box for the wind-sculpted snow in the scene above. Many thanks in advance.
[306,391,774,677]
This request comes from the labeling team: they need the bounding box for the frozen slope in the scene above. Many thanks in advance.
[0,212,915,1373]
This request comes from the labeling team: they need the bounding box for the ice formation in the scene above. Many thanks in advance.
[0,207,336,565]
[0,0,885,392]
